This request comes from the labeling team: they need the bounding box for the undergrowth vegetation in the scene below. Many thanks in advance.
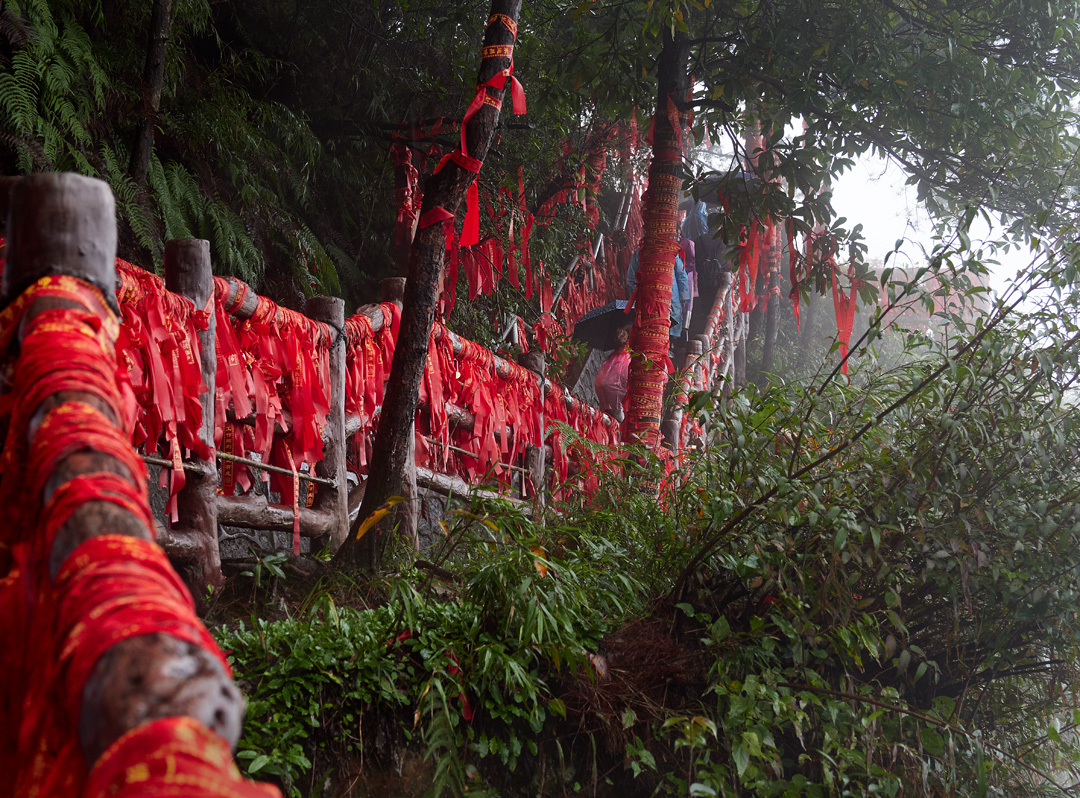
[214,253,1080,796]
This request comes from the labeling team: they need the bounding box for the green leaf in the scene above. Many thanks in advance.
[921,728,946,757]
[732,741,750,776]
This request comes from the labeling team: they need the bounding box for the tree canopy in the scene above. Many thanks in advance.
[2,0,1078,323]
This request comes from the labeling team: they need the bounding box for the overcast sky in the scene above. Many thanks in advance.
[831,154,1034,297]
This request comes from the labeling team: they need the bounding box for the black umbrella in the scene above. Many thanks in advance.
[571,300,635,349]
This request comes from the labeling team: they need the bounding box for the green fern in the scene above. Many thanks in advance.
[0,50,40,133]
[0,2,106,176]
[147,155,196,241]
[0,0,361,301]
[102,143,158,259]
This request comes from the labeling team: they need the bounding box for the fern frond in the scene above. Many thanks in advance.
[148,157,195,241]
[0,9,33,49]
[201,200,264,284]
[12,0,55,37]
[1,49,41,132]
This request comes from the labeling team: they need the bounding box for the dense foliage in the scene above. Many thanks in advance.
[215,242,1080,795]
[4,0,1079,335]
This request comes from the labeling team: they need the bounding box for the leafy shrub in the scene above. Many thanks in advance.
[215,503,647,796]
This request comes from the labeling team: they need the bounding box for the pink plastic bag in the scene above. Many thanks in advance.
[594,350,630,416]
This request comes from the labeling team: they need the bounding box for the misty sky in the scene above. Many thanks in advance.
[831,154,1033,297]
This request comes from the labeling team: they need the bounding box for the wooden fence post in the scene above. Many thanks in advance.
[0,176,21,227]
[687,337,705,391]
[3,173,243,770]
[163,238,223,591]
[2,173,119,311]
[306,295,349,550]
[518,351,546,516]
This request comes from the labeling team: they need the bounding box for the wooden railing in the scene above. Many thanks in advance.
[112,242,634,585]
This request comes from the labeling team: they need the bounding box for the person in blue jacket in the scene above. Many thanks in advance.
[626,248,691,338]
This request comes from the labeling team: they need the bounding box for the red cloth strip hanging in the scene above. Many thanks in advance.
[831,259,861,376]
[461,180,481,247]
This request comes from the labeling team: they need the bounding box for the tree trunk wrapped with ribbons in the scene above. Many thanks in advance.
[337,0,525,573]
[624,26,691,457]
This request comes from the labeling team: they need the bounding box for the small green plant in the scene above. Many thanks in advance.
[239,551,288,593]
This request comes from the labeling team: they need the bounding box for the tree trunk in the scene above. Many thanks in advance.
[336,0,522,574]
[623,26,691,455]
[130,0,174,183]
[745,238,766,382]
[734,315,747,387]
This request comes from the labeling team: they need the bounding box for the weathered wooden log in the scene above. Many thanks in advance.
[216,493,336,537]
[163,238,223,591]
[81,633,242,763]
[381,276,407,303]
[216,275,261,320]
[306,295,349,549]
[417,466,521,505]
[354,302,390,332]
[5,173,242,766]
[701,269,732,343]
[220,274,395,340]
[4,172,119,311]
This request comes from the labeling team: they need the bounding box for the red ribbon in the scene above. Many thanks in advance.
[419,207,454,231]
[461,180,480,247]
[831,260,861,376]
[738,224,760,313]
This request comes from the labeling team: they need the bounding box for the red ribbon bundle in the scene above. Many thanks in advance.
[737,223,761,313]
[543,383,621,502]
[831,260,862,376]
[115,261,212,522]
[0,275,277,798]
[343,303,399,476]
[210,279,332,553]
